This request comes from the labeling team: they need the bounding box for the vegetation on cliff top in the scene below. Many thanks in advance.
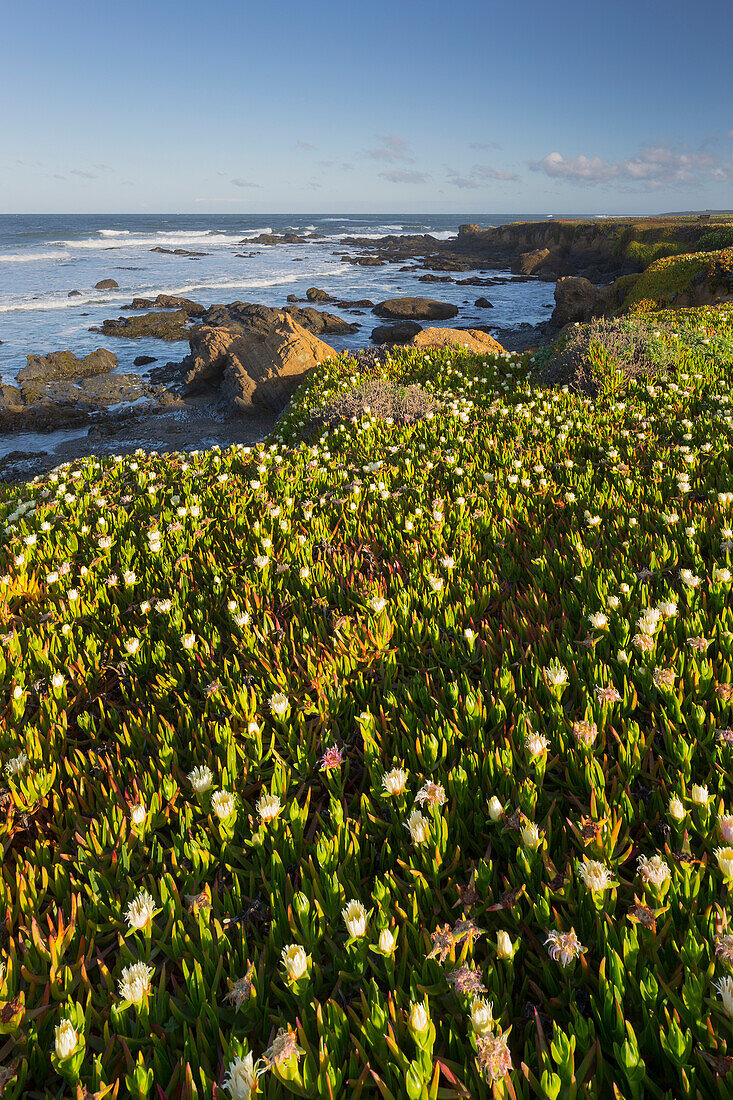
[1,306,733,1097]
[620,247,733,312]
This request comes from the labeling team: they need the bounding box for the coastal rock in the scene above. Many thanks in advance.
[95,279,119,290]
[149,247,208,257]
[91,310,191,340]
[182,317,335,413]
[371,321,422,345]
[153,294,206,315]
[21,373,148,409]
[200,302,358,337]
[18,348,118,383]
[551,277,604,326]
[246,233,307,245]
[134,355,158,367]
[374,297,459,321]
[514,248,553,276]
[341,255,385,266]
[411,328,505,355]
[0,384,23,409]
[68,290,82,297]
[418,274,454,283]
[306,287,334,302]
[475,297,494,308]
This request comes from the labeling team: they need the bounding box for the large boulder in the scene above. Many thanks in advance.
[20,373,148,409]
[183,316,335,413]
[411,328,505,355]
[95,278,119,290]
[551,277,604,326]
[18,348,118,383]
[91,310,191,340]
[374,297,459,321]
[371,321,422,345]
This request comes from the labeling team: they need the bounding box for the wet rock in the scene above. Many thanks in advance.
[149,247,208,257]
[182,317,335,413]
[245,233,307,245]
[152,294,206,316]
[95,278,119,290]
[341,255,385,266]
[134,355,158,367]
[124,298,155,310]
[411,328,505,355]
[373,297,459,321]
[475,297,494,308]
[68,290,82,297]
[20,373,149,409]
[514,248,553,276]
[306,287,334,302]
[371,321,422,345]
[91,310,190,341]
[18,348,118,383]
[200,302,358,337]
[418,274,454,283]
[286,294,299,303]
[0,384,23,409]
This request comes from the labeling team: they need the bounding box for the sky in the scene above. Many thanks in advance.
[2,0,732,215]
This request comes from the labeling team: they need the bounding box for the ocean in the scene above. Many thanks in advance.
[0,213,556,389]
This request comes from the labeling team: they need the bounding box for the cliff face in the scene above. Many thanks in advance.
[455,218,733,282]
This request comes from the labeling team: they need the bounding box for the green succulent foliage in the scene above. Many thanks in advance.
[0,305,733,1098]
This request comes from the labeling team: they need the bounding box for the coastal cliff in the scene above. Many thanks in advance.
[455,217,733,282]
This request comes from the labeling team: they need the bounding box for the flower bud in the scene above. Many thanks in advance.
[378,928,395,954]
[54,1019,78,1060]
[497,931,514,959]
[488,796,503,822]
[470,997,494,1035]
[408,1000,429,1034]
[281,944,308,981]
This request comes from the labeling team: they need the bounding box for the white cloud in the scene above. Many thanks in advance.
[529,143,726,188]
[231,178,260,188]
[379,169,428,184]
[366,134,413,163]
[446,163,518,188]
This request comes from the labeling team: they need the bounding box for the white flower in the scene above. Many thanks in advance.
[427,574,444,592]
[51,673,65,689]
[715,847,733,881]
[118,961,153,1003]
[588,611,608,629]
[691,784,709,805]
[253,555,270,569]
[124,571,137,585]
[269,692,289,717]
[124,638,140,655]
[342,899,368,938]
[211,790,236,820]
[125,890,156,930]
[382,768,408,796]
[182,633,196,650]
[720,815,733,844]
[543,661,568,688]
[470,997,494,1035]
[714,567,732,584]
[525,732,549,758]
[188,765,213,793]
[521,822,541,850]
[5,752,28,775]
[257,792,281,823]
[223,1053,256,1100]
[637,854,670,887]
[281,944,308,981]
[130,803,146,826]
[405,809,430,844]
[370,596,387,613]
[577,859,616,892]
[54,1019,79,1060]
[680,569,701,588]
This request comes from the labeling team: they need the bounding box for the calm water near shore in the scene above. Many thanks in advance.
[0,213,558,387]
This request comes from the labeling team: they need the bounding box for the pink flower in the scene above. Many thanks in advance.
[320,744,345,771]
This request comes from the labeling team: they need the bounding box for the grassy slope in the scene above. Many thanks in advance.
[1,306,733,1097]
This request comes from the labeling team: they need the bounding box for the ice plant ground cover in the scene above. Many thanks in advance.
[1,305,733,1098]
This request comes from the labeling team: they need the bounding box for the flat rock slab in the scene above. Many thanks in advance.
[18,348,118,383]
[373,297,459,320]
[91,310,191,340]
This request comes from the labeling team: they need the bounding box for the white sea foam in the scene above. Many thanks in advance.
[99,229,131,237]
[0,250,72,263]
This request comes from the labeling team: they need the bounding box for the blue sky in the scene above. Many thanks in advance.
[3,0,732,214]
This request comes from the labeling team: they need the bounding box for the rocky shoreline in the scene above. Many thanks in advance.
[4,216,732,482]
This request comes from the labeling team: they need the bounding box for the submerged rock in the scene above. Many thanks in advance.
[373,297,459,321]
[475,297,494,308]
[95,278,119,290]
[306,287,334,302]
[18,348,118,383]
